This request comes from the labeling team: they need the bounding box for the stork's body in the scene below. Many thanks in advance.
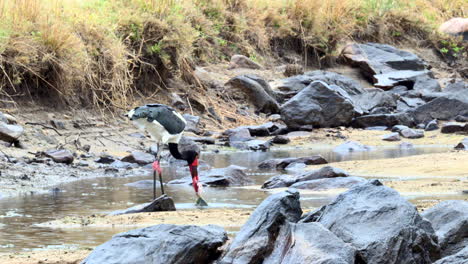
[126,104,205,205]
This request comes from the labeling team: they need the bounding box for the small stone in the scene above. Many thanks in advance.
[43,149,74,164]
[399,128,424,139]
[391,125,409,133]
[425,120,439,131]
[121,151,155,165]
[271,135,290,144]
[382,132,401,141]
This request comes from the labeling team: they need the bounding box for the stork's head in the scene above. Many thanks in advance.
[125,106,146,121]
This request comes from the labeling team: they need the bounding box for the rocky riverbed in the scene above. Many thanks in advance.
[0,42,467,264]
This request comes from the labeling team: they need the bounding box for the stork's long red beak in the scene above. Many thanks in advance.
[189,158,199,193]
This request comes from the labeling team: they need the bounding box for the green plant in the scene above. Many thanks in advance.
[148,41,163,55]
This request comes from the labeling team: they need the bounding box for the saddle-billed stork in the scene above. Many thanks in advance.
[126,104,207,206]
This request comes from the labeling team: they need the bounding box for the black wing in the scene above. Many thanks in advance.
[136,104,186,134]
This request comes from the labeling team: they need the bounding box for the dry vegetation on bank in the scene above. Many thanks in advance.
[0,0,466,110]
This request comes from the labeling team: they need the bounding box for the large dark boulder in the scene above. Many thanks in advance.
[109,195,176,215]
[354,112,414,128]
[43,149,74,164]
[412,92,468,124]
[280,81,358,129]
[342,43,427,85]
[351,91,398,113]
[422,200,468,257]
[314,180,440,264]
[263,222,360,264]
[434,246,468,264]
[290,176,367,190]
[273,71,366,102]
[227,75,280,114]
[219,189,302,264]
[262,166,348,189]
[258,155,328,170]
[168,165,252,187]
[82,224,227,264]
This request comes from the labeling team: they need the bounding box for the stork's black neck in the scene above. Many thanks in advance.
[168,143,183,160]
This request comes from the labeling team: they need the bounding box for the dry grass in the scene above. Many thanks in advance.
[0,0,465,111]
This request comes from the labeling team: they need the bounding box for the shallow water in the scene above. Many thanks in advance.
[0,144,460,252]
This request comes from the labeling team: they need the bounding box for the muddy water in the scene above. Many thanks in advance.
[0,145,458,252]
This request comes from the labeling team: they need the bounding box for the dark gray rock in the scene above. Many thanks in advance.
[444,81,467,93]
[273,71,366,100]
[441,122,465,134]
[185,136,215,145]
[231,139,272,151]
[334,141,373,153]
[183,114,201,134]
[412,93,468,124]
[247,122,284,136]
[219,189,302,264]
[168,165,251,187]
[352,90,397,113]
[228,128,253,143]
[271,135,290,144]
[434,246,468,264]
[422,200,468,257]
[400,128,424,139]
[315,180,440,264]
[281,81,358,129]
[454,138,468,150]
[354,113,414,128]
[109,195,176,215]
[82,224,227,264]
[263,222,359,264]
[382,132,401,141]
[0,122,24,143]
[416,123,426,129]
[121,151,155,165]
[397,96,426,112]
[291,176,367,190]
[425,119,439,131]
[258,156,328,170]
[455,115,468,122]
[43,149,74,164]
[342,42,427,87]
[262,166,349,189]
[227,75,279,114]
[95,154,116,164]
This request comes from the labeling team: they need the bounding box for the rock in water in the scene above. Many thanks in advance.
[121,151,155,165]
[44,149,74,164]
[280,81,357,129]
[262,166,349,189]
[82,224,227,264]
[168,165,252,187]
[109,195,176,215]
[333,141,373,153]
[258,156,328,170]
[422,200,468,257]
[219,189,302,264]
[263,222,359,264]
[0,122,24,143]
[315,180,440,264]
[290,176,367,191]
